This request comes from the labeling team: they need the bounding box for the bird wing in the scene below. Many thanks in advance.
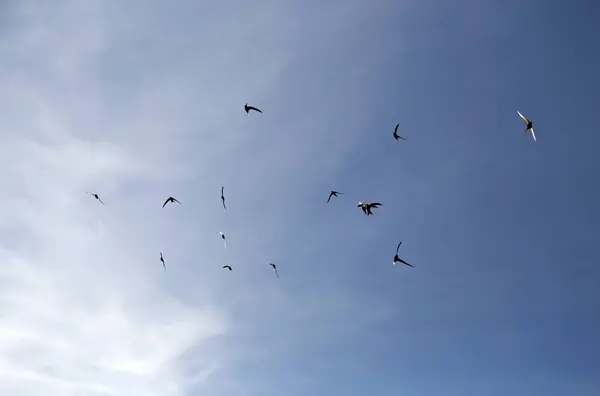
[517,110,529,123]
[222,200,227,210]
[98,197,104,204]
[173,198,181,204]
[221,186,224,197]
[250,106,262,113]
[397,258,414,267]
[530,128,537,142]
[327,192,334,202]
[398,135,407,140]
[162,198,170,208]
[395,124,399,134]
[396,241,403,255]
[371,202,382,207]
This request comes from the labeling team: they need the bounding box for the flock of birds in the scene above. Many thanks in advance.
[85,103,538,276]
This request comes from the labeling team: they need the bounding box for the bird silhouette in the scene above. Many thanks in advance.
[218,232,227,248]
[357,201,382,216]
[244,102,262,114]
[393,124,407,140]
[162,196,181,208]
[269,262,279,278]
[327,190,343,203]
[393,241,414,267]
[160,252,166,271]
[223,265,232,271]
[517,111,536,142]
[86,192,104,204]
[221,186,227,210]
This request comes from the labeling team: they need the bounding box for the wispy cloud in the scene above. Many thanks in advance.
[0,1,397,395]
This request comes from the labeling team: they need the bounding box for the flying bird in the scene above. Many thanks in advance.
[162,196,181,208]
[269,262,279,278]
[160,252,166,271]
[218,232,227,248]
[86,192,104,204]
[393,241,414,267]
[393,124,407,140]
[357,201,382,216]
[517,111,536,142]
[220,186,227,210]
[327,190,343,203]
[244,102,262,114]
[223,265,232,271]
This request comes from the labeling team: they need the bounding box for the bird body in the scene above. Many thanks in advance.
[218,232,227,248]
[517,111,536,142]
[393,241,414,267]
[221,186,227,210]
[160,252,166,271]
[269,262,279,278]
[357,201,382,216]
[327,190,343,203]
[244,102,262,114]
[162,196,181,208]
[86,192,104,204]
[393,124,407,140]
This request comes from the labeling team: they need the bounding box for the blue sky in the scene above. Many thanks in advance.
[0,0,598,395]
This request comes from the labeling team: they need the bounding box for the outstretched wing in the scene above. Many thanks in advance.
[530,128,537,142]
[173,197,181,204]
[396,241,403,255]
[162,198,170,208]
[394,124,399,134]
[97,197,104,204]
[397,258,414,267]
[517,110,529,124]
[371,202,382,207]
[249,106,262,113]
[221,186,224,197]
[327,191,334,203]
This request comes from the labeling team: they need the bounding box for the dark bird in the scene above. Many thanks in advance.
[218,232,227,248]
[244,102,262,114]
[162,196,181,208]
[221,186,227,210]
[393,124,407,140]
[160,252,166,271]
[393,241,414,267]
[357,201,382,216]
[517,111,536,142]
[269,262,279,278]
[86,192,104,204]
[223,265,232,271]
[327,190,343,203]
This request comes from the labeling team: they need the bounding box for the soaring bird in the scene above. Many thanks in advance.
[327,190,343,203]
[86,192,104,204]
[517,111,536,142]
[357,201,382,216]
[162,196,181,208]
[221,186,227,210]
[244,102,262,114]
[393,241,414,267]
[269,262,279,278]
[223,265,232,271]
[393,124,407,140]
[160,252,166,271]
[218,232,227,248]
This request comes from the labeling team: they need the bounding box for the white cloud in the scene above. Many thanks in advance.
[0,1,396,395]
